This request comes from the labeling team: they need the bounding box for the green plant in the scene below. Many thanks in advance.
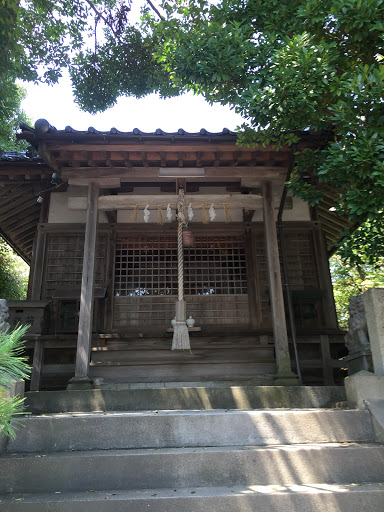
[330,255,384,330]
[0,324,31,438]
[0,237,29,300]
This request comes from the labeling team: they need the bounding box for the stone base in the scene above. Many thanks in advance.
[0,379,25,400]
[345,370,384,409]
[66,376,94,390]
[345,350,373,376]
[274,371,300,386]
[365,399,384,443]
[0,379,25,454]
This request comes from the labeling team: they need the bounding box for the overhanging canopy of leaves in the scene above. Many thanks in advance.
[147,1,384,236]
[2,0,384,262]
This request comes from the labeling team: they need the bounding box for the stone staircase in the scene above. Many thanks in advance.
[1,385,384,511]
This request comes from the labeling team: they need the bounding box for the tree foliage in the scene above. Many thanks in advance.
[0,81,30,151]
[0,238,29,301]
[143,0,384,259]
[330,254,384,329]
[1,0,384,260]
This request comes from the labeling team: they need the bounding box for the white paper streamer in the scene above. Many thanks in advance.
[187,203,194,221]
[209,203,216,221]
[143,205,150,223]
[166,203,172,222]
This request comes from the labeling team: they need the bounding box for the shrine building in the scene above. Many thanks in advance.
[0,121,353,390]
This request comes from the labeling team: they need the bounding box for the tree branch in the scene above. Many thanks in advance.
[146,0,165,20]
[83,0,121,40]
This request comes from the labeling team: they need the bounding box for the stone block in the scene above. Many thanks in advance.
[365,399,384,443]
[345,370,384,409]
[0,379,25,454]
[363,288,384,375]
[1,379,25,400]
[344,350,373,375]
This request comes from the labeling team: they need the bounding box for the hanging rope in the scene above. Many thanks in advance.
[177,222,184,302]
[172,187,190,351]
[128,204,139,222]
[157,205,164,224]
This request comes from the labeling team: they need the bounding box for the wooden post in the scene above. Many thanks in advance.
[68,182,99,389]
[29,339,44,391]
[30,226,46,302]
[262,181,299,385]
[320,335,334,385]
[312,222,338,328]
[29,228,46,391]
[28,191,50,301]
[29,195,50,391]
[245,227,259,329]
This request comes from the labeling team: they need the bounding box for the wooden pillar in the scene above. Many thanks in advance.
[312,222,338,328]
[245,226,258,329]
[320,335,335,385]
[262,182,298,385]
[29,195,50,391]
[29,339,44,391]
[68,182,99,389]
[29,228,46,391]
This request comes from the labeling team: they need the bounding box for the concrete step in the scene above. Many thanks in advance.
[2,444,384,494]
[6,409,373,453]
[2,483,384,511]
[24,385,347,414]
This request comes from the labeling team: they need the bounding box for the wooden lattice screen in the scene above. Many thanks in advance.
[42,233,108,330]
[114,235,247,297]
[43,233,108,298]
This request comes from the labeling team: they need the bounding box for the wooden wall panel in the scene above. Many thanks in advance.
[113,295,249,331]
[250,224,326,329]
[42,231,108,330]
[252,230,271,327]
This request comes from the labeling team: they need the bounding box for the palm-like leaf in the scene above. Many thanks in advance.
[0,324,31,386]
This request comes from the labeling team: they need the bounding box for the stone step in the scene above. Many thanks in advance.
[2,444,384,495]
[1,483,384,511]
[6,409,373,453]
[24,385,347,414]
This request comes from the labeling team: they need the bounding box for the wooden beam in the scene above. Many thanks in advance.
[262,181,297,382]
[9,221,39,238]
[62,166,287,181]
[68,193,265,211]
[38,142,61,172]
[0,194,36,217]
[0,167,50,176]
[7,217,40,234]
[68,177,121,188]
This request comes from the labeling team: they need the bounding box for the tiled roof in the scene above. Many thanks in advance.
[61,127,236,136]
[0,148,40,161]
[19,120,237,137]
